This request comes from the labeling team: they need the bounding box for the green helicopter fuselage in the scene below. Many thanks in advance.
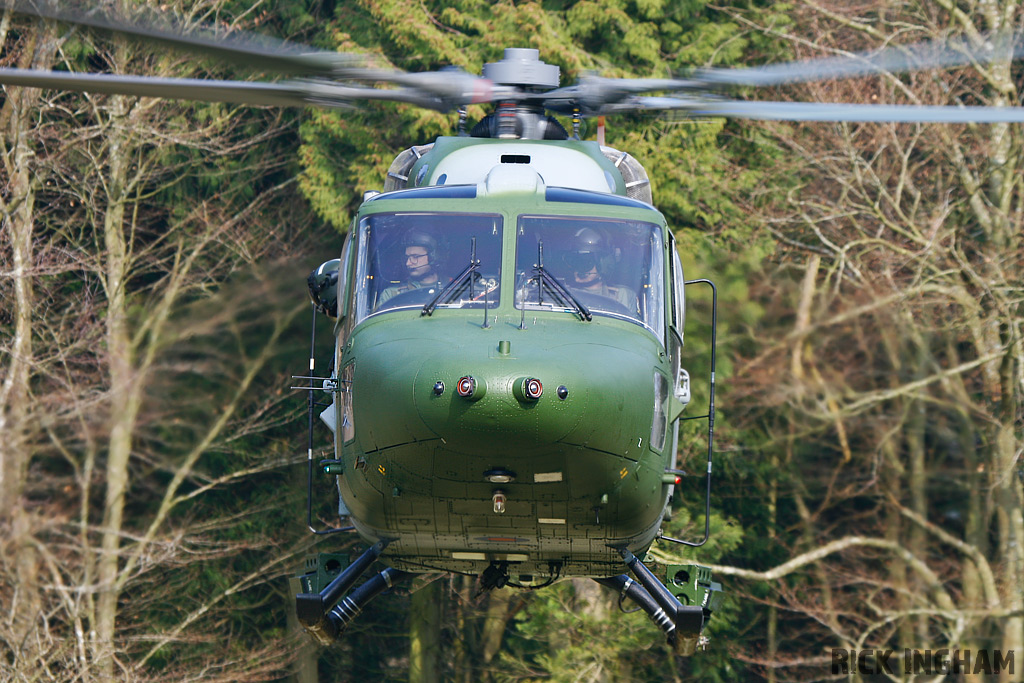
[327,137,690,581]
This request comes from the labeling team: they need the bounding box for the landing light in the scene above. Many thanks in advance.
[484,468,516,484]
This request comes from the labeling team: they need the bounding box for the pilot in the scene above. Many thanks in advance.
[377,230,443,307]
[564,227,636,313]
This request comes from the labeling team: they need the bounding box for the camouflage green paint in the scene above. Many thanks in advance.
[331,175,684,581]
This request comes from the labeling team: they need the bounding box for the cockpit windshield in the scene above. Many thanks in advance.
[354,212,503,322]
[515,216,664,338]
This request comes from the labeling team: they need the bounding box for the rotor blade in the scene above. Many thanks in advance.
[539,34,1024,113]
[693,34,1024,88]
[0,68,449,110]
[535,76,703,113]
[2,1,506,109]
[0,68,309,106]
[604,95,1024,123]
[1,0,367,76]
[335,67,520,107]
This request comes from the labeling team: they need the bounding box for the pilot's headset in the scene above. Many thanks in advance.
[565,227,613,278]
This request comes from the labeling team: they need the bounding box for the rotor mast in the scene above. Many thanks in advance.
[475,49,568,141]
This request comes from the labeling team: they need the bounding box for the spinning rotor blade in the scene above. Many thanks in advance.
[0,68,451,110]
[5,0,1023,119]
[1,0,513,109]
[694,35,1024,88]
[606,96,1024,124]
[346,68,519,106]
[541,34,1024,113]
[1,0,366,76]
[536,76,704,113]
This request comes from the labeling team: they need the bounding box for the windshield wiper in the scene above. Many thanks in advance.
[422,237,480,316]
[531,241,591,322]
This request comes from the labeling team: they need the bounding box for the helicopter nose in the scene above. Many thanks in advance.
[409,339,654,459]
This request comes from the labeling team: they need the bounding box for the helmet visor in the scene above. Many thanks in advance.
[565,251,599,273]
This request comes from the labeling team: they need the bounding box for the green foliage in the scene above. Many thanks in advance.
[298,0,785,234]
[497,581,680,682]
[493,505,748,681]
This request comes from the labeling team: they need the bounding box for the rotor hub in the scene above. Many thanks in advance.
[483,48,559,90]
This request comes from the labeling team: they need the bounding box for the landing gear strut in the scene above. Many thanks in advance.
[596,548,718,655]
[294,540,409,645]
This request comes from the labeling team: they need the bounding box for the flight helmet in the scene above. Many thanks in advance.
[565,227,612,276]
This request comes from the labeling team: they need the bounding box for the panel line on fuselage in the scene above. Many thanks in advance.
[362,436,443,455]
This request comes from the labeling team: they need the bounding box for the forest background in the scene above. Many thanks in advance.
[0,0,1021,681]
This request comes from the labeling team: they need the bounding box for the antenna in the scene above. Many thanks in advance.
[294,304,353,536]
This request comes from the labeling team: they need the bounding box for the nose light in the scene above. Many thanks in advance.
[525,378,543,400]
[433,381,445,395]
[456,375,486,400]
[514,377,543,402]
[457,376,476,397]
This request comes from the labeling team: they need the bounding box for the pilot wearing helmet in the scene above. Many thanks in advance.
[564,227,637,313]
[377,230,444,308]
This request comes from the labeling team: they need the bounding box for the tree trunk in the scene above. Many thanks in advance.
[409,578,442,683]
[93,71,141,677]
[287,591,319,683]
[0,15,54,670]
[480,587,512,667]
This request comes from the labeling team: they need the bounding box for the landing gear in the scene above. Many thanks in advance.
[294,540,409,645]
[596,549,721,655]
[294,545,720,653]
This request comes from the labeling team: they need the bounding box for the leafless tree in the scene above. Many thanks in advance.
[1,3,326,680]
[681,1,1023,680]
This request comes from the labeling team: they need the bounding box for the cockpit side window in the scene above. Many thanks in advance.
[667,238,687,403]
[515,215,665,339]
[354,212,503,323]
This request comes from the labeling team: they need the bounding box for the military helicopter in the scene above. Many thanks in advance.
[4,0,1024,656]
